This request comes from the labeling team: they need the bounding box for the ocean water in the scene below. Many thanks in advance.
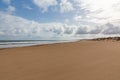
[1,34,119,48]
[0,40,77,48]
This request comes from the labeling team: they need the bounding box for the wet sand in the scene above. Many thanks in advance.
[0,40,120,80]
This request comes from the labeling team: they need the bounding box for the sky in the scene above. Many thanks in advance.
[0,0,120,40]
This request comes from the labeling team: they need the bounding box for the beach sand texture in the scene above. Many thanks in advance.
[0,40,120,80]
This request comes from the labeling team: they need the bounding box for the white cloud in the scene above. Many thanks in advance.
[23,4,33,10]
[1,11,120,40]
[0,12,78,39]
[64,19,69,23]
[33,0,74,13]
[60,0,74,13]
[33,0,58,12]
[74,15,82,21]
[2,0,16,14]
[6,5,16,14]
[2,0,11,4]
[74,0,120,25]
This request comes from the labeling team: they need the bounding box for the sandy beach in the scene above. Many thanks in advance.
[0,40,120,80]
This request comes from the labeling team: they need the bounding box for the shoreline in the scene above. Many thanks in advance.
[0,39,83,49]
[0,36,120,49]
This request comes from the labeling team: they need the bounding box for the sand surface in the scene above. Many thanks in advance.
[0,41,120,80]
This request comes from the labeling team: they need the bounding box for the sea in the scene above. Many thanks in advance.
[0,34,119,48]
[0,40,77,48]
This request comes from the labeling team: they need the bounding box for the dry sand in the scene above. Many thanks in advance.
[0,40,120,80]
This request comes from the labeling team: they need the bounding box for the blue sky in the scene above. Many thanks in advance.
[0,0,77,23]
[0,0,120,40]
[0,0,68,22]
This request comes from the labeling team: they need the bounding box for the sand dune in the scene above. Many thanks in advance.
[0,40,120,80]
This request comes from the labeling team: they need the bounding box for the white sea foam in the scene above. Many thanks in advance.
[0,40,76,48]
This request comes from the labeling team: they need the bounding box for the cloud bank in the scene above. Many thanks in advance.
[73,0,120,25]
[0,12,120,40]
